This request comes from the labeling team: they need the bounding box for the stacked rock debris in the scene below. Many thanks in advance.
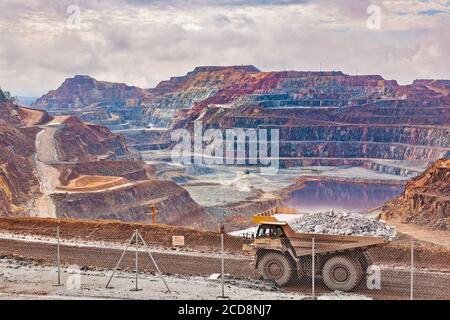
[289,211,396,241]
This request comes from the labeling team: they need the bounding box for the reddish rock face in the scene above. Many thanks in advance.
[0,100,52,126]
[149,65,260,96]
[54,116,137,162]
[143,65,267,127]
[31,67,450,167]
[145,69,399,126]
[382,158,450,230]
[31,75,153,131]
[164,71,450,166]
[0,101,50,215]
[51,180,207,228]
[32,75,151,110]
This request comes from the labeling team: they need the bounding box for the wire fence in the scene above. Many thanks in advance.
[1,221,449,300]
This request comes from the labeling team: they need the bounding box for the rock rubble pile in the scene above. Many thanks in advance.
[290,211,396,241]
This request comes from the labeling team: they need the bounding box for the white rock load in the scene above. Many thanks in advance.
[290,211,396,241]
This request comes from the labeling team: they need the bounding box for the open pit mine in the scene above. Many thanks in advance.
[33,66,450,172]
[24,66,450,231]
[0,67,449,301]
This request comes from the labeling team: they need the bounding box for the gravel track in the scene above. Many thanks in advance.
[1,238,449,300]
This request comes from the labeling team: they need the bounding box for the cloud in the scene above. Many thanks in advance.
[0,0,448,96]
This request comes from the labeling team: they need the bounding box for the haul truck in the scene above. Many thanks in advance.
[244,207,386,292]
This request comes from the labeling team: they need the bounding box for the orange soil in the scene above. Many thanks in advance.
[57,175,129,192]
[0,217,243,253]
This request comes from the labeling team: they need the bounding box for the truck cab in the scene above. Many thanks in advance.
[256,224,286,238]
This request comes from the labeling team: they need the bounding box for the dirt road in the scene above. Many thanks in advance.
[1,238,448,300]
[31,125,60,218]
[388,218,450,248]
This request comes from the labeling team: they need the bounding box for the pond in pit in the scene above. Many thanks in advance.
[284,180,404,213]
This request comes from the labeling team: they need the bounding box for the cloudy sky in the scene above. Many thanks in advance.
[0,0,449,96]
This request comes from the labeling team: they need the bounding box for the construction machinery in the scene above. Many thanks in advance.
[244,207,387,292]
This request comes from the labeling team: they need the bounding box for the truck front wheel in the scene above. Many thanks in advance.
[258,252,294,287]
[322,256,363,292]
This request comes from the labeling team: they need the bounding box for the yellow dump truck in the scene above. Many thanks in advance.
[244,207,386,292]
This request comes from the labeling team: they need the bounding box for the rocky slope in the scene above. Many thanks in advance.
[54,116,139,162]
[31,68,450,174]
[49,118,207,226]
[0,100,51,215]
[114,69,450,169]
[144,65,262,127]
[51,180,207,227]
[1,96,207,227]
[0,99,52,127]
[32,75,151,130]
[32,75,150,110]
[381,158,450,230]
[167,71,450,171]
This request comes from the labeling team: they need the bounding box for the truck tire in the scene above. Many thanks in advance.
[258,252,294,287]
[322,256,363,292]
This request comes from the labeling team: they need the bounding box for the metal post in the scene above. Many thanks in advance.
[106,232,136,288]
[312,237,315,298]
[410,239,414,300]
[57,225,61,286]
[152,206,156,225]
[221,233,225,298]
[137,232,171,293]
[217,224,228,299]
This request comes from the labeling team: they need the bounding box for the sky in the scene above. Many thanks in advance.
[0,0,449,96]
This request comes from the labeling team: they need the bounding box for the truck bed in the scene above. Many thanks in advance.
[283,226,386,257]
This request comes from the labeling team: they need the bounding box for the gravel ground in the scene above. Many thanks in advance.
[0,258,371,300]
[1,236,449,299]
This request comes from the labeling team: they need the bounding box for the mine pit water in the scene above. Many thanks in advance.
[284,180,404,213]
[140,152,408,211]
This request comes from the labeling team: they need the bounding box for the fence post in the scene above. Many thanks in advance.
[56,224,61,286]
[221,233,225,297]
[410,239,414,300]
[217,224,228,299]
[312,237,315,299]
